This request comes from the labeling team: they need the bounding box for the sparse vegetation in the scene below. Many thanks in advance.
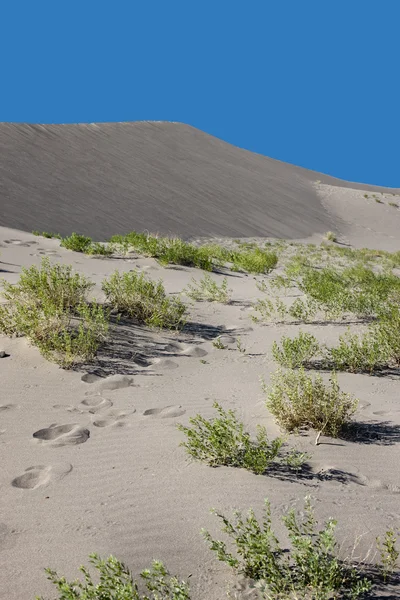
[102,270,186,329]
[61,232,112,256]
[389,202,399,208]
[377,529,399,583]
[35,554,190,600]
[212,337,227,349]
[272,332,321,368]
[184,274,231,303]
[325,231,337,242]
[177,402,306,475]
[110,231,278,274]
[32,230,61,239]
[263,368,358,438]
[202,497,373,599]
[0,259,108,367]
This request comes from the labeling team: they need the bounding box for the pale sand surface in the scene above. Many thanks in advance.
[1,122,399,242]
[1,136,400,598]
[1,209,400,599]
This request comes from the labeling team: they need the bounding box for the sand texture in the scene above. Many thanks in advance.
[1,121,399,242]
[1,124,400,599]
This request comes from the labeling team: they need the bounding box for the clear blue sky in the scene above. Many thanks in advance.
[1,1,398,187]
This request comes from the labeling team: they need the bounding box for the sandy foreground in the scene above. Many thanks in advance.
[1,182,400,599]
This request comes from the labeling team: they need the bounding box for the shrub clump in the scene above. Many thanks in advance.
[102,270,186,329]
[272,332,321,368]
[263,368,358,438]
[184,274,231,303]
[35,554,190,600]
[202,497,374,599]
[0,259,108,367]
[177,402,307,475]
[61,232,112,256]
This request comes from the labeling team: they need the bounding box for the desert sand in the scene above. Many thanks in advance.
[1,125,400,599]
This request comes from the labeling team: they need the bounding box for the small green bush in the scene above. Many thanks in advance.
[61,232,93,253]
[263,368,358,438]
[389,202,399,208]
[325,231,337,242]
[324,329,383,374]
[231,248,278,274]
[102,270,186,329]
[272,332,321,368]
[177,402,306,475]
[376,529,399,583]
[0,259,107,367]
[202,497,372,599]
[35,554,190,600]
[184,274,231,303]
[32,231,61,239]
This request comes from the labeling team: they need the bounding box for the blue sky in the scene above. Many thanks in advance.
[1,1,398,186]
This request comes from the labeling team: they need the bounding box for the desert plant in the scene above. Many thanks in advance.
[263,368,358,439]
[184,274,231,303]
[202,497,372,599]
[231,248,278,274]
[272,332,321,368]
[389,202,399,208]
[0,259,107,366]
[35,554,190,600]
[376,529,399,583]
[325,231,337,242]
[1,258,94,315]
[177,402,304,475]
[61,232,93,253]
[324,329,383,374]
[32,230,61,239]
[212,337,227,349]
[102,270,186,329]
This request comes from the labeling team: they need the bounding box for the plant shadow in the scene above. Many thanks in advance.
[340,421,400,446]
[73,316,235,377]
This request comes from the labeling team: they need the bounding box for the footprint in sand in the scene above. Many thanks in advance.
[81,373,134,392]
[78,397,113,414]
[91,409,136,428]
[11,463,73,490]
[181,345,208,358]
[33,424,90,446]
[0,404,19,412]
[143,405,186,418]
[151,358,179,370]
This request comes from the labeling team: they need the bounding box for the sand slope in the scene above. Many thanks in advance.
[1,228,400,599]
[1,121,399,243]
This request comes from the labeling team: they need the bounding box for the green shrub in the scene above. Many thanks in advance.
[60,233,112,256]
[0,259,107,367]
[325,231,337,242]
[376,529,399,583]
[177,402,305,475]
[184,274,231,303]
[202,497,372,599]
[61,232,93,253]
[32,231,61,239]
[324,329,383,374]
[231,248,278,274]
[272,332,321,368]
[102,270,186,329]
[35,554,190,600]
[373,305,400,366]
[263,368,358,438]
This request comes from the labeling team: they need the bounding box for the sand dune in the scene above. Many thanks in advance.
[1,121,399,243]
